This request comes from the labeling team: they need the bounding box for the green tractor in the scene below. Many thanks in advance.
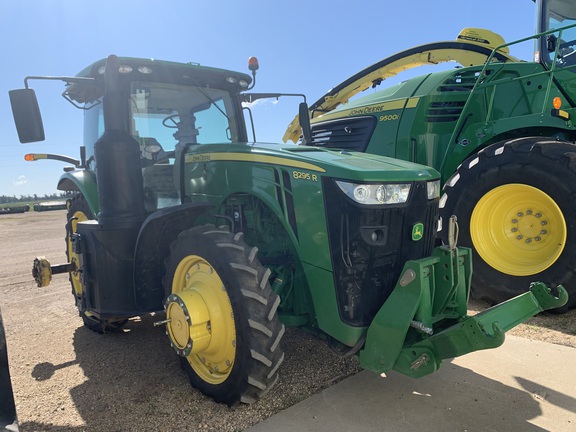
[8,54,566,406]
[284,0,576,310]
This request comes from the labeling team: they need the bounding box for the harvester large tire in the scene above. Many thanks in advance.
[163,225,285,405]
[65,194,127,333]
[440,138,576,310]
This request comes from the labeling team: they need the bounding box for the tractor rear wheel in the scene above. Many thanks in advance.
[65,194,127,333]
[163,225,285,405]
[440,138,576,309]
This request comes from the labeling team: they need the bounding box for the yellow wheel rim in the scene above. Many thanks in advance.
[168,255,236,384]
[67,210,88,295]
[471,184,566,276]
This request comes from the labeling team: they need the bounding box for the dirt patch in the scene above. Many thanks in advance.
[1,211,574,431]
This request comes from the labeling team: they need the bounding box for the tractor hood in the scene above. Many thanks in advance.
[185,142,440,183]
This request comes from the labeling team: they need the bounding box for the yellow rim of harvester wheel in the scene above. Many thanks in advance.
[470,183,566,276]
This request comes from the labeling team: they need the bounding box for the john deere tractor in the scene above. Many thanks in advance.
[9,54,566,406]
[284,0,576,310]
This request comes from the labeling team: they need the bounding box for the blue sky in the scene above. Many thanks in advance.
[0,0,536,197]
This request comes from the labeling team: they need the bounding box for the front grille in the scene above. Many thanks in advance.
[308,116,376,152]
[323,178,438,326]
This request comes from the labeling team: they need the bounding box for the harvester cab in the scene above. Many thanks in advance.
[7,54,568,406]
[536,0,576,66]
[283,0,576,312]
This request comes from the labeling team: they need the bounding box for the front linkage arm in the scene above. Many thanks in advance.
[360,246,568,378]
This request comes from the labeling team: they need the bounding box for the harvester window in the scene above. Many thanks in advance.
[542,0,576,67]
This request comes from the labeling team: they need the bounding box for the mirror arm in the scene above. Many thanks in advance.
[23,76,95,89]
[241,93,307,104]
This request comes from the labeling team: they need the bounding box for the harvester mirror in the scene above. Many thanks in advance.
[547,34,557,52]
[298,102,312,145]
[9,89,45,143]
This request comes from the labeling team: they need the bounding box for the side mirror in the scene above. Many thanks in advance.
[546,34,557,52]
[9,89,45,143]
[298,102,312,145]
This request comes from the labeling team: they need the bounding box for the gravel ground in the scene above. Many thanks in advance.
[1,210,575,431]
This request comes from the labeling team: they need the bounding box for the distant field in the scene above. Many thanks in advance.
[0,199,67,213]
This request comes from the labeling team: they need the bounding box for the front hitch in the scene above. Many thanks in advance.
[359,245,568,379]
[392,282,567,377]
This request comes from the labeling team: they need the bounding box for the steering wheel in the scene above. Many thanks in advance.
[556,38,576,67]
[162,114,180,128]
[559,38,576,51]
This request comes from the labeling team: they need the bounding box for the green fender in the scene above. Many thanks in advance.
[57,171,99,215]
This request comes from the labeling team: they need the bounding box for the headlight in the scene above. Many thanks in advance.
[427,180,441,200]
[336,181,411,205]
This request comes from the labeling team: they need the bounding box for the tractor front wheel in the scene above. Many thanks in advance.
[440,138,576,309]
[163,225,285,405]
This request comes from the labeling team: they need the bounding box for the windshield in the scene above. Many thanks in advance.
[130,82,241,152]
[540,0,576,67]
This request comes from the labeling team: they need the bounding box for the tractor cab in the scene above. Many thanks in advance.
[66,58,253,211]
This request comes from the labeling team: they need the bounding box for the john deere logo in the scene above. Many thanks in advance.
[412,223,424,241]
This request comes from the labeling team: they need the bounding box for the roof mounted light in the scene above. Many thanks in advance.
[226,76,238,84]
[118,65,133,74]
[248,57,259,72]
[97,65,133,75]
[138,66,153,74]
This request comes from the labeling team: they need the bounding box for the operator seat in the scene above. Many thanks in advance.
[138,137,179,211]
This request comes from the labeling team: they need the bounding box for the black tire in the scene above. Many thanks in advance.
[164,224,285,405]
[0,306,18,429]
[440,137,576,309]
[66,194,128,333]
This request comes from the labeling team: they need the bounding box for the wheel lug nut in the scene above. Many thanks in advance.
[535,213,542,218]
[541,230,548,235]
[512,219,518,224]
[517,235,524,240]
[526,210,533,215]
[525,238,532,243]
[511,227,518,232]
[517,212,524,217]
[541,221,548,226]
[535,236,541,241]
